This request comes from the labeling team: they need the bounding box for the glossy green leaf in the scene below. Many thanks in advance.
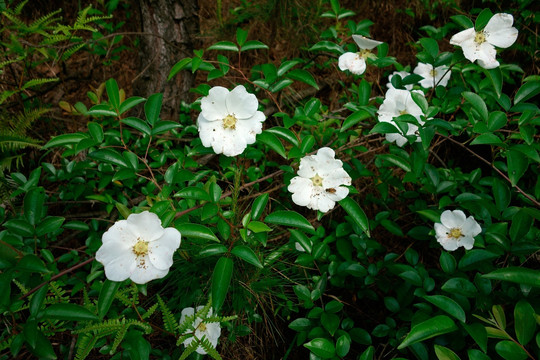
[483,267,540,287]
[506,149,528,186]
[152,120,181,135]
[458,250,499,271]
[98,280,120,319]
[290,229,312,253]
[434,345,461,360]
[86,104,117,117]
[24,187,45,226]
[514,80,540,105]
[251,193,269,221]
[309,41,344,54]
[118,96,146,114]
[398,315,458,349]
[289,318,311,331]
[339,197,370,237]
[241,40,269,51]
[89,149,129,168]
[463,323,488,353]
[341,109,371,132]
[17,254,48,273]
[105,78,120,109]
[29,285,48,316]
[440,252,456,274]
[514,300,536,345]
[4,218,34,237]
[265,210,314,232]
[299,134,315,154]
[122,117,151,136]
[231,245,263,268]
[247,221,272,233]
[359,345,374,360]
[378,153,411,172]
[198,244,228,258]
[208,41,239,52]
[87,122,104,142]
[486,67,503,99]
[475,8,493,30]
[419,37,439,59]
[422,295,466,322]
[177,223,219,242]
[31,330,57,359]
[175,187,211,201]
[470,133,503,145]
[463,91,488,122]
[467,349,490,360]
[41,303,99,321]
[43,133,88,149]
[265,127,299,147]
[144,93,163,126]
[336,334,351,358]
[441,278,477,297]
[321,312,340,336]
[212,257,233,311]
[304,338,335,359]
[287,69,319,89]
[257,131,286,158]
[495,340,528,360]
[509,209,533,243]
[35,216,65,237]
[168,57,192,80]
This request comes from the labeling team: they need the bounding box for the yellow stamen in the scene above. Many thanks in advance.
[448,228,463,239]
[474,31,486,44]
[223,114,237,129]
[430,69,437,77]
[197,322,207,332]
[133,240,149,256]
[311,174,323,187]
[358,49,371,59]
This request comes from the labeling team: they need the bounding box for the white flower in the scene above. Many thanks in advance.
[338,35,383,75]
[413,63,451,88]
[288,147,352,213]
[95,211,181,284]
[198,85,266,157]
[180,306,222,355]
[449,13,518,69]
[434,210,481,251]
[377,88,426,147]
[387,70,413,90]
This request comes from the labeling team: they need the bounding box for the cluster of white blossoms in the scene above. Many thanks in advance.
[180,306,222,355]
[434,210,482,251]
[450,13,518,69]
[338,35,383,75]
[198,85,266,157]
[288,147,352,213]
[413,63,451,88]
[377,88,427,147]
[95,211,181,284]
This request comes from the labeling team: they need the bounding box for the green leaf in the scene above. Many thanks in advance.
[98,280,120,319]
[198,244,228,258]
[265,210,314,232]
[339,197,370,237]
[4,219,34,237]
[145,93,163,126]
[151,120,181,135]
[468,349,491,360]
[434,345,461,360]
[475,9,493,30]
[105,78,120,109]
[176,223,219,242]
[514,80,540,105]
[309,41,344,54]
[304,338,336,359]
[463,91,488,122]
[175,187,211,201]
[451,15,474,29]
[507,149,528,186]
[43,133,88,149]
[286,69,319,89]
[87,122,104,142]
[257,131,286,158]
[358,346,374,360]
[463,323,488,353]
[411,91,429,114]
[441,278,477,297]
[31,330,57,359]
[458,250,499,271]
[231,245,263,268]
[398,315,458,349]
[485,67,503,99]
[212,257,233,311]
[483,267,540,287]
[247,221,272,233]
[321,312,340,336]
[236,28,248,46]
[118,96,146,115]
[17,254,49,273]
[208,41,239,52]
[29,285,48,316]
[492,178,510,211]
[265,127,299,147]
[24,187,45,226]
[89,149,129,168]
[514,300,536,346]
[290,229,312,253]
[370,121,400,134]
[422,295,466,322]
[495,340,528,360]
[41,304,99,321]
[439,252,456,274]
[241,40,269,51]
[510,209,534,243]
[419,38,439,59]
[269,78,293,92]
[470,133,503,145]
[168,58,192,80]
[289,318,311,331]
[35,216,65,237]
[341,109,371,132]
[122,117,151,136]
[378,153,411,172]
[299,134,315,154]
[251,193,268,221]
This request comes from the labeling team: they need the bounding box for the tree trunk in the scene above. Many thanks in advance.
[134,0,199,120]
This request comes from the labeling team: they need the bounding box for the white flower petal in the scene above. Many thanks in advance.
[338,53,366,75]
[484,13,518,48]
[201,86,229,121]
[313,195,336,213]
[148,228,181,270]
[438,237,459,251]
[127,211,164,242]
[460,236,475,250]
[297,156,319,178]
[450,28,475,46]
[130,260,168,284]
[289,177,314,207]
[226,85,258,119]
[100,253,137,282]
[322,169,352,188]
[338,52,357,71]
[352,34,383,50]
[180,307,195,323]
[477,57,500,69]
[440,210,466,228]
[101,220,137,246]
[462,217,482,237]
[434,223,449,239]
[386,132,408,147]
[96,240,131,266]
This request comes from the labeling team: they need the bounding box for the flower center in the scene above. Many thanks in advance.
[399,109,408,115]
[358,49,371,59]
[196,322,207,332]
[311,174,323,187]
[430,69,437,77]
[223,114,237,130]
[448,228,463,239]
[474,31,486,44]
[132,239,149,256]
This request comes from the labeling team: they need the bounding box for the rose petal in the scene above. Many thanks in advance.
[386,133,408,147]
[289,177,314,207]
[129,260,168,284]
[101,220,137,246]
[148,228,181,270]
[434,223,449,239]
[484,13,518,48]
[440,210,466,228]
[437,237,459,251]
[201,86,229,121]
[450,28,475,46]
[101,253,137,282]
[314,194,336,213]
[460,235,475,250]
[226,85,258,119]
[338,52,357,71]
[352,34,383,50]
[462,217,482,237]
[127,211,164,242]
[297,155,320,178]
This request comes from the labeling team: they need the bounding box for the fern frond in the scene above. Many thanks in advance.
[74,333,97,360]
[48,281,69,301]
[0,154,24,173]
[178,336,200,360]
[177,312,196,337]
[73,318,151,335]
[21,77,58,90]
[61,42,86,61]
[0,135,41,151]
[141,302,158,320]
[11,107,51,133]
[200,336,222,360]
[0,57,20,69]
[14,0,28,15]
[157,295,177,334]
[110,323,127,354]
[2,10,25,27]
[12,279,29,294]
[0,336,13,352]
[28,8,62,30]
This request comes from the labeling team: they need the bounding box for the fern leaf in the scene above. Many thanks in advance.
[12,279,29,294]
[0,135,40,151]
[157,295,177,334]
[61,42,86,61]
[28,8,62,30]
[2,10,25,27]
[200,336,223,360]
[21,77,58,90]
[14,0,29,15]
[74,333,97,360]
[179,337,200,360]
[141,303,158,320]
[110,321,127,354]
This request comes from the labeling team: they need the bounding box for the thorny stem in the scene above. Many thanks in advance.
[443,135,540,208]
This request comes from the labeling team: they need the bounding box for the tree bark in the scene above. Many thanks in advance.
[135,0,199,120]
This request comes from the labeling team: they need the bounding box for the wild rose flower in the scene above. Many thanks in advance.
[449,13,518,69]
[96,211,181,284]
[338,35,383,75]
[180,306,221,355]
[434,210,482,251]
[198,85,266,157]
[377,88,426,147]
[387,70,413,90]
[413,63,451,88]
[288,147,352,213]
